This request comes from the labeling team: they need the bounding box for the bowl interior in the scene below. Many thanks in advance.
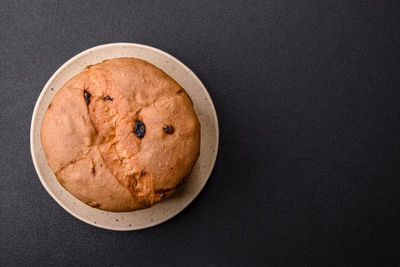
[30,43,219,230]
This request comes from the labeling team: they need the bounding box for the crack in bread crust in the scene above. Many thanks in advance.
[55,155,87,176]
[83,84,153,205]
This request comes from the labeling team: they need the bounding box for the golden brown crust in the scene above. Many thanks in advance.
[41,58,200,211]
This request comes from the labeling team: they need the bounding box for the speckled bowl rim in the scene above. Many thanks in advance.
[30,43,219,230]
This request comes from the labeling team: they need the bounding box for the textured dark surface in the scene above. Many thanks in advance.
[1,1,400,266]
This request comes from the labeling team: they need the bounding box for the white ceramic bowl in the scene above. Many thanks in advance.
[30,43,219,230]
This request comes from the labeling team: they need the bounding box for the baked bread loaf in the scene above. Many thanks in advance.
[41,58,200,211]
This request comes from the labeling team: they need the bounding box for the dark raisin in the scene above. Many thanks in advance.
[92,167,96,175]
[134,120,145,138]
[139,170,146,178]
[163,125,174,134]
[84,90,91,104]
[103,96,113,101]
[177,89,184,94]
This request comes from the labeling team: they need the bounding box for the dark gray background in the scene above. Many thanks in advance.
[1,0,400,266]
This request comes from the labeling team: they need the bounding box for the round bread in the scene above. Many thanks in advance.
[41,58,200,212]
